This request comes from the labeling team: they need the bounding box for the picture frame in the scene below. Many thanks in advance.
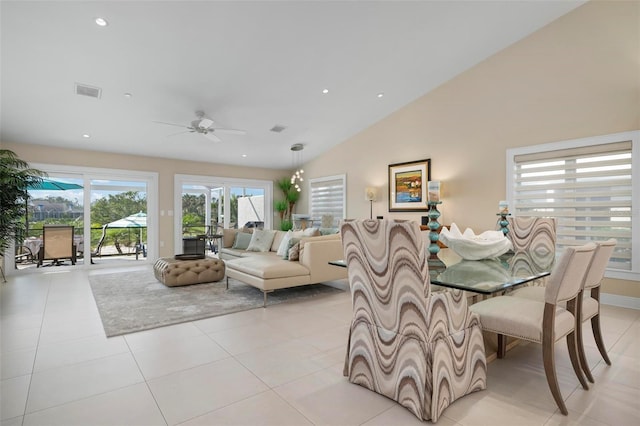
[388,159,431,212]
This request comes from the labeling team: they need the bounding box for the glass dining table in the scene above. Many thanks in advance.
[330,248,555,295]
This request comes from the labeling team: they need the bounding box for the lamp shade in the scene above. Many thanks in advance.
[365,187,377,201]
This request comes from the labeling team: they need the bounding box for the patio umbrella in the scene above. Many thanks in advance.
[28,178,83,191]
[25,178,83,236]
[106,212,147,228]
[107,212,147,244]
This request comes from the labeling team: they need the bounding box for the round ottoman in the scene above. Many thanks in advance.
[153,257,225,287]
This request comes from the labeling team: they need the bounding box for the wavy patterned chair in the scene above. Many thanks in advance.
[507,216,557,256]
[340,219,487,422]
[507,217,557,287]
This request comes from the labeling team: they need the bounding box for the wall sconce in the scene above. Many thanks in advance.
[365,187,377,219]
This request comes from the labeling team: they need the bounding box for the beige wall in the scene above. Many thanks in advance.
[299,1,640,297]
[2,142,288,258]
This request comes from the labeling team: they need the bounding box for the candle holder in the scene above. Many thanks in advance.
[497,212,511,236]
[427,201,443,259]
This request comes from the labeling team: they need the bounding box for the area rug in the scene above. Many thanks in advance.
[89,268,345,337]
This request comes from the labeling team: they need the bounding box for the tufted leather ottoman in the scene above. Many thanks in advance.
[153,257,225,287]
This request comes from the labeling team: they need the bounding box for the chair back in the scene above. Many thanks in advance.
[544,243,596,305]
[341,219,428,331]
[43,225,74,259]
[584,239,617,290]
[507,217,557,256]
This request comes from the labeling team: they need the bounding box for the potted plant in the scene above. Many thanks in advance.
[276,177,300,231]
[0,149,45,276]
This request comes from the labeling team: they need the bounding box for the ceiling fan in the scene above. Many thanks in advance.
[154,111,246,142]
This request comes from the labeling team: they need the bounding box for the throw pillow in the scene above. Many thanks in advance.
[282,237,301,260]
[247,229,276,252]
[231,232,252,250]
[288,242,300,261]
[319,227,339,235]
[276,230,293,257]
[302,227,320,237]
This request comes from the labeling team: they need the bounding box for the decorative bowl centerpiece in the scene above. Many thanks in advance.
[439,223,513,260]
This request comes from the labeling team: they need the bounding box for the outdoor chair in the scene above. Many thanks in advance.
[340,219,487,422]
[469,243,596,415]
[90,224,108,264]
[37,225,76,267]
[509,239,617,383]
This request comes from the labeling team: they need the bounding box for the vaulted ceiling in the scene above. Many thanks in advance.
[1,1,584,169]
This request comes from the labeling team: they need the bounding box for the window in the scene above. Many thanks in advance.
[507,131,638,281]
[309,174,346,227]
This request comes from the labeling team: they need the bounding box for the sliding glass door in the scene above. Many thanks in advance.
[175,175,273,255]
[8,164,157,273]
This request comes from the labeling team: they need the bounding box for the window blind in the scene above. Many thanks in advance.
[309,175,346,227]
[513,141,633,271]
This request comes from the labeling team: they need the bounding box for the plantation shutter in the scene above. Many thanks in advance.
[309,175,346,227]
[512,141,633,271]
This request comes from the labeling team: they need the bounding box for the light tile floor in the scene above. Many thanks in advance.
[1,268,638,425]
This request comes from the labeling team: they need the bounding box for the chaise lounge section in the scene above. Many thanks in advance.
[220,228,347,306]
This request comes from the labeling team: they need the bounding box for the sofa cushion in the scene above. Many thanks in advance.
[232,232,252,250]
[225,256,309,279]
[247,229,276,252]
[270,230,287,252]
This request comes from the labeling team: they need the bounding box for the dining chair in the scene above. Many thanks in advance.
[468,243,596,415]
[340,219,487,422]
[507,216,557,286]
[509,239,617,383]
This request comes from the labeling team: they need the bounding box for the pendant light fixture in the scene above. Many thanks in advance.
[290,143,304,192]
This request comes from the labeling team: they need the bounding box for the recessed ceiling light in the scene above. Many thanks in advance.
[123,93,132,98]
[82,133,91,139]
[95,17,108,27]
[322,88,329,94]
[241,154,247,158]
[377,92,384,98]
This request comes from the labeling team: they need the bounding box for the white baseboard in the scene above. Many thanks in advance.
[601,293,640,310]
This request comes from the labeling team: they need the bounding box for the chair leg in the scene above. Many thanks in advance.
[497,334,506,359]
[566,297,589,389]
[543,303,568,415]
[591,287,612,366]
[576,319,594,383]
[573,291,594,383]
[591,314,611,366]
[566,330,589,390]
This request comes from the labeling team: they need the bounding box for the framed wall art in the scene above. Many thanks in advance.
[388,158,431,212]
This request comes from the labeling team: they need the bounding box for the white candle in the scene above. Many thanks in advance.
[499,200,509,214]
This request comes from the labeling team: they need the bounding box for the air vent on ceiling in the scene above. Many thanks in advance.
[270,124,287,133]
[75,83,102,99]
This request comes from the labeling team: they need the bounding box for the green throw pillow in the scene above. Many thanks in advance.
[232,232,252,250]
[247,229,276,252]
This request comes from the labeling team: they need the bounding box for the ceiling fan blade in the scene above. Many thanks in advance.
[166,130,191,137]
[152,120,187,129]
[203,132,222,143]
[213,128,247,135]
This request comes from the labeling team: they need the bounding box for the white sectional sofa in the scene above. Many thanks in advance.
[219,228,347,306]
